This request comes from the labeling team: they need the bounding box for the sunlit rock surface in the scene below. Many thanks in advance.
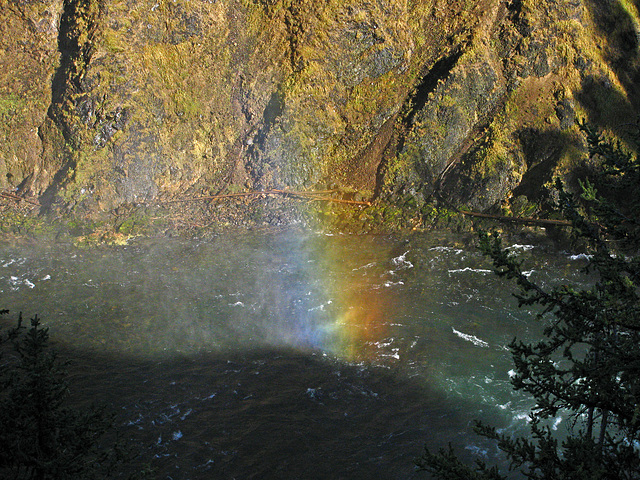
[1,0,639,227]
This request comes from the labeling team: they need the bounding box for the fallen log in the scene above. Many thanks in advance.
[157,189,372,206]
[459,209,571,227]
[0,191,40,207]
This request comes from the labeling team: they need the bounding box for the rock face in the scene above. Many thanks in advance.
[1,0,640,226]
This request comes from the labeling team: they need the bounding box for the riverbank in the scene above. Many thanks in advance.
[1,184,571,250]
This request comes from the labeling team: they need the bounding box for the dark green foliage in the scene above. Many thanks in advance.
[578,120,640,249]
[0,312,131,480]
[417,126,640,479]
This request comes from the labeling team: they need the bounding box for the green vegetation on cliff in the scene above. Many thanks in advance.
[1,0,640,233]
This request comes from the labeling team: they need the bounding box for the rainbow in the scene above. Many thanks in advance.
[277,232,396,362]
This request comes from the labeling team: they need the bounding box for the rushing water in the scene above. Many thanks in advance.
[0,231,590,479]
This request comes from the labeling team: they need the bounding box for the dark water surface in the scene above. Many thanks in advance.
[0,231,589,479]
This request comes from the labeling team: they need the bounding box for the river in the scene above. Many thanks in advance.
[0,230,589,479]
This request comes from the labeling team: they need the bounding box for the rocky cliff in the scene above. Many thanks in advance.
[1,0,639,233]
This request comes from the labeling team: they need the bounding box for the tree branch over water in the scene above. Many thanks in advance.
[417,123,640,480]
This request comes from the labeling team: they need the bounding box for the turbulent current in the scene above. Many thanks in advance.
[0,231,590,479]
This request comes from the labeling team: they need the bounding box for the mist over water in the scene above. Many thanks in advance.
[0,231,590,479]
